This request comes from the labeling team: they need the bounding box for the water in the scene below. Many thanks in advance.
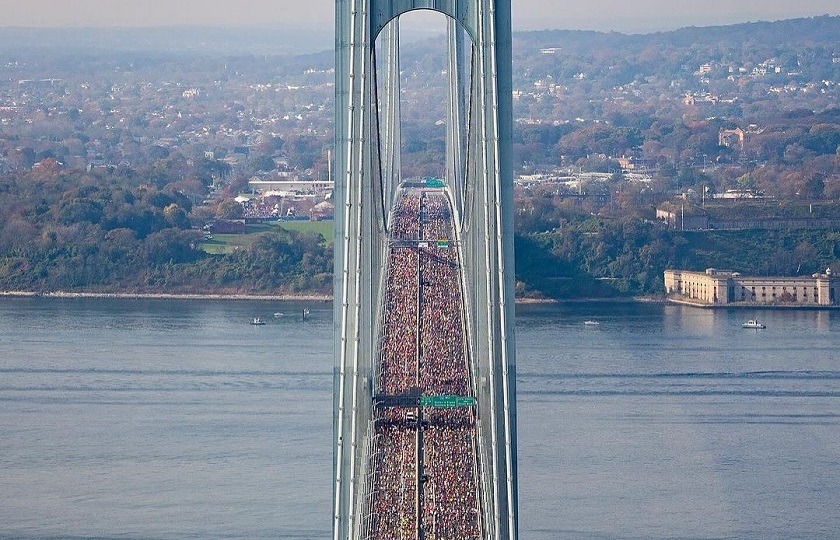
[516,303,839,540]
[0,298,838,539]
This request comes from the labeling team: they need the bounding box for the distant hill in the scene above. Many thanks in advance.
[1,16,837,57]
[0,26,334,56]
[514,15,840,52]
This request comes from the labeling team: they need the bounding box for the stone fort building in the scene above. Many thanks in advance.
[665,268,839,306]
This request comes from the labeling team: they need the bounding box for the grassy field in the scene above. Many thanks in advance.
[275,220,333,239]
[198,220,333,255]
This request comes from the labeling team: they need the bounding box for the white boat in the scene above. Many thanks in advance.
[742,319,766,329]
[250,317,266,326]
[583,320,600,326]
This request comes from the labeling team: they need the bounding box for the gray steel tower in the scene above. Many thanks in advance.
[333,0,518,538]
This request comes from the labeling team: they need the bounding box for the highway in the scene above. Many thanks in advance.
[364,187,482,539]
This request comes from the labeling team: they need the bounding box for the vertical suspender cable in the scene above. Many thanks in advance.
[485,0,517,536]
[476,0,502,536]
[335,0,361,536]
[347,0,370,532]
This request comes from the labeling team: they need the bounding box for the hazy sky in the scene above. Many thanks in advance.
[0,0,837,32]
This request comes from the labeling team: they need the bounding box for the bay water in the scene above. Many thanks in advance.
[0,298,838,539]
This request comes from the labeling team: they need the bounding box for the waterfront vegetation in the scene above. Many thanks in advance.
[515,220,840,299]
[0,166,333,294]
[1,166,837,298]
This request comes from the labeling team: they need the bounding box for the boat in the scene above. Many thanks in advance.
[250,317,266,325]
[742,319,766,329]
[583,320,600,326]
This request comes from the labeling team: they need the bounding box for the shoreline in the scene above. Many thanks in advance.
[516,296,663,304]
[3,291,836,309]
[666,297,840,310]
[0,290,332,302]
[1,290,661,305]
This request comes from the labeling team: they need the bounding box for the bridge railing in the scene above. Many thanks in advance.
[359,421,380,540]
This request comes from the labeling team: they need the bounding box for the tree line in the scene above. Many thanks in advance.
[0,163,331,294]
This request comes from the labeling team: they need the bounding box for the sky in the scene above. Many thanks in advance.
[0,0,837,33]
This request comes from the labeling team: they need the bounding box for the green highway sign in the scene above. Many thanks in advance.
[424,178,446,188]
[420,395,476,408]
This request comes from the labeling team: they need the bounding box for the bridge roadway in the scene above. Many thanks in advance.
[364,187,482,539]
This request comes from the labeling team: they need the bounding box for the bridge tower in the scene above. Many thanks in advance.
[333,0,518,538]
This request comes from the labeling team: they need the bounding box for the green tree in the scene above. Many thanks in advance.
[250,155,277,172]
[163,204,190,229]
[215,199,244,219]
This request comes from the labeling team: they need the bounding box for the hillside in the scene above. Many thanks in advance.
[0,17,838,298]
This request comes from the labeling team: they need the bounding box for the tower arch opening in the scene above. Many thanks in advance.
[373,10,471,224]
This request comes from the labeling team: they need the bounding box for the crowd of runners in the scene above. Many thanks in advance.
[365,187,481,540]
